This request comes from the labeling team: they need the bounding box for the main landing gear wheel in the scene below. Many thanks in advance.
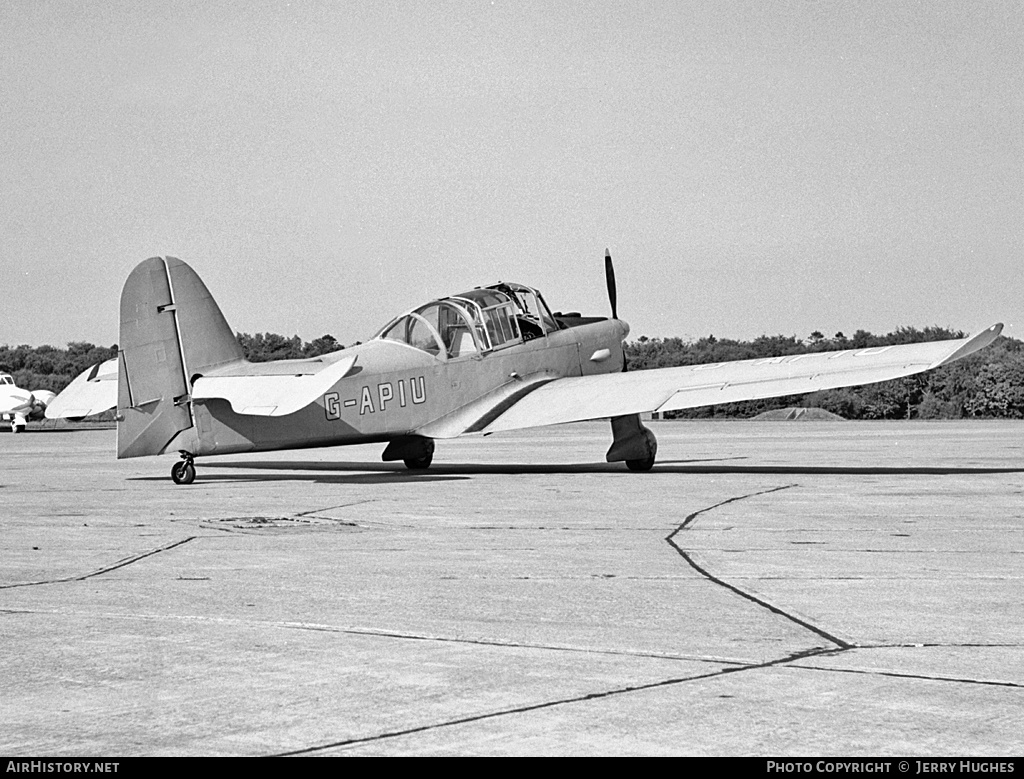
[625,456,655,472]
[171,457,196,485]
[403,451,433,470]
[382,436,435,471]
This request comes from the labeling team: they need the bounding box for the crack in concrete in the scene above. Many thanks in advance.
[794,664,1024,688]
[270,646,838,756]
[665,484,856,650]
[0,537,197,589]
[281,621,747,666]
[0,605,756,667]
[864,642,1024,649]
[666,489,1023,691]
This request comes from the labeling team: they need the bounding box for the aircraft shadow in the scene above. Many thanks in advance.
[195,458,1024,478]
[129,470,470,486]
[198,458,741,478]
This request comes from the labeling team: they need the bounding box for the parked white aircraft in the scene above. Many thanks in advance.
[44,358,118,421]
[0,373,56,432]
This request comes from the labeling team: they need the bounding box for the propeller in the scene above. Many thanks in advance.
[604,248,629,373]
[605,248,618,320]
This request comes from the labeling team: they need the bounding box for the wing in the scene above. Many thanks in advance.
[45,358,119,419]
[470,324,1003,435]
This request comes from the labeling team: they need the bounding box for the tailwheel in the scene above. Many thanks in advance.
[171,455,196,485]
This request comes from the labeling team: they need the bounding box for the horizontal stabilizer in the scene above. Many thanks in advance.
[192,354,358,416]
[45,358,119,419]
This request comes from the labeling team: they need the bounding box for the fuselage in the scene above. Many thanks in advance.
[113,258,630,461]
[186,317,629,456]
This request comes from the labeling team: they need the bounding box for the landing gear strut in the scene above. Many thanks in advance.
[606,414,657,471]
[171,452,196,485]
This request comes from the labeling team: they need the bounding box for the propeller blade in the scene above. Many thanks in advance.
[605,249,618,320]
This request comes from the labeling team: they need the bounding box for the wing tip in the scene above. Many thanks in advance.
[929,322,1004,369]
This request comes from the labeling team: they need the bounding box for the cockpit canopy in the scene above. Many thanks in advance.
[0,374,14,386]
[375,283,559,359]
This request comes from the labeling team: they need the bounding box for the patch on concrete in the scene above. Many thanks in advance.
[203,515,361,533]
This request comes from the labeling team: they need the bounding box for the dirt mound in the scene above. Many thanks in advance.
[751,407,845,421]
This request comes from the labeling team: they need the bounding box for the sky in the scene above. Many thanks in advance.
[2,0,1021,348]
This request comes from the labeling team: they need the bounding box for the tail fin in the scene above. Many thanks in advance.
[118,257,244,459]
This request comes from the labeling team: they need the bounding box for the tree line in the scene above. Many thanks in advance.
[3,326,1021,419]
